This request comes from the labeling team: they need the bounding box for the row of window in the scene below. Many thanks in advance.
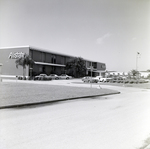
[29,49,106,71]
[30,50,73,65]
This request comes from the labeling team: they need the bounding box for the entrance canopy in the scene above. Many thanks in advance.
[35,62,65,67]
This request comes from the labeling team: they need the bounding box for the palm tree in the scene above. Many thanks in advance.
[15,53,34,79]
[65,57,86,78]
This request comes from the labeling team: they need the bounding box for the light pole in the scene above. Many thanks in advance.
[90,62,93,88]
[136,52,140,70]
[0,63,3,82]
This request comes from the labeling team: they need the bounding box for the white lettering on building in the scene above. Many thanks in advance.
[8,52,25,59]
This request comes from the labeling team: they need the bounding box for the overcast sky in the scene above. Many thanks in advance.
[0,0,150,72]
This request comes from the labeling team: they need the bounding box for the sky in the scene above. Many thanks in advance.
[0,0,150,72]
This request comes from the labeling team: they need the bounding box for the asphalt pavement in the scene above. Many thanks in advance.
[0,79,150,149]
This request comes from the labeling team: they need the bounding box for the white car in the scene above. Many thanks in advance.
[99,77,112,82]
[95,76,102,81]
[82,76,99,83]
[34,74,52,80]
[49,74,59,80]
[59,74,72,79]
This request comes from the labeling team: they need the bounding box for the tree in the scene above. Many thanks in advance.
[129,69,140,79]
[65,57,86,78]
[130,69,140,76]
[15,53,34,78]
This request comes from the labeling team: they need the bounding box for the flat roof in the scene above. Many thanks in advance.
[30,46,75,58]
[0,45,30,49]
[0,45,105,64]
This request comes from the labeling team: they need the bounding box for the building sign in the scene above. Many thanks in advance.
[8,52,25,59]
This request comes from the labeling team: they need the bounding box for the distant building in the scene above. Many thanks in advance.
[0,46,106,78]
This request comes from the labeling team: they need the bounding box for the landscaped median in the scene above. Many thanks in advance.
[0,82,120,109]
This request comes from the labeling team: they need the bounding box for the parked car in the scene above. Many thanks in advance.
[99,77,112,82]
[110,76,126,83]
[17,76,27,80]
[112,77,126,83]
[95,76,102,81]
[34,74,52,80]
[59,74,72,79]
[49,74,59,80]
[124,79,129,83]
[82,76,99,83]
[123,78,148,84]
[137,79,149,83]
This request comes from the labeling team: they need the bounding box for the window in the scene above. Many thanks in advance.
[51,55,56,63]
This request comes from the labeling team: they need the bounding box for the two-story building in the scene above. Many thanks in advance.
[0,46,106,78]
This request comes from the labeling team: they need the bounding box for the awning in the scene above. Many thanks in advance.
[87,67,106,72]
[93,70,106,73]
[35,62,66,67]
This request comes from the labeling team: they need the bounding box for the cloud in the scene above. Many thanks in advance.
[96,33,111,44]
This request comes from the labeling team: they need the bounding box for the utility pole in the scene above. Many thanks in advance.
[0,63,3,82]
[90,62,93,88]
[136,52,140,70]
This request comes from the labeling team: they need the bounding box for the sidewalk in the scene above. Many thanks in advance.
[0,80,120,109]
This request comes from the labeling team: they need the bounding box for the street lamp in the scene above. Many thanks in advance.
[90,62,93,88]
[136,52,140,70]
[0,63,3,82]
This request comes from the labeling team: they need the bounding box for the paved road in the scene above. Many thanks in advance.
[0,79,150,149]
